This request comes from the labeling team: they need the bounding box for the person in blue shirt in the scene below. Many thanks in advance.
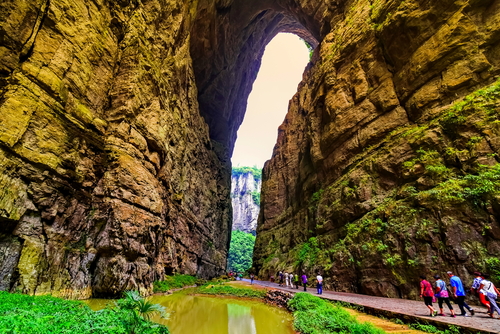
[447,271,474,316]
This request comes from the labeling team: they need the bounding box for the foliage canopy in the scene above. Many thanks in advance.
[227,230,256,272]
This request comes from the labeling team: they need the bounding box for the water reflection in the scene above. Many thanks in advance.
[85,291,294,334]
[227,303,256,334]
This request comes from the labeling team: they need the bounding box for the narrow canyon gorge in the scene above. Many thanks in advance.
[1,0,500,299]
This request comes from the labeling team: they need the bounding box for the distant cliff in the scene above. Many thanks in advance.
[231,167,262,234]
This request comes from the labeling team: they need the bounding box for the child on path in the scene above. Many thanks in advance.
[419,275,437,317]
[294,273,299,289]
[434,275,455,317]
[480,273,500,319]
[301,272,308,292]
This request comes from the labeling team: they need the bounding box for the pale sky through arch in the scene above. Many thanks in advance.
[231,33,310,169]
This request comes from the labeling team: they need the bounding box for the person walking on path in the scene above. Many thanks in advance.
[250,273,254,285]
[294,273,299,289]
[278,271,284,287]
[434,275,455,317]
[473,272,491,312]
[285,272,290,287]
[480,273,500,319]
[447,271,474,316]
[316,272,323,295]
[301,272,308,292]
[420,275,437,316]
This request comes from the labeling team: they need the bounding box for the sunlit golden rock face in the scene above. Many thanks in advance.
[1,0,500,298]
[253,0,500,298]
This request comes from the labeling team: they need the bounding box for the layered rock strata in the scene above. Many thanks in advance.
[231,170,261,234]
[254,0,500,299]
[0,0,326,298]
[2,0,500,300]
[0,0,234,298]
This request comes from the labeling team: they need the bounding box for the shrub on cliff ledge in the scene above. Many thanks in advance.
[153,274,198,293]
[288,293,385,334]
[232,166,262,181]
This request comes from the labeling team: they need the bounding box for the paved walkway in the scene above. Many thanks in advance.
[242,279,500,334]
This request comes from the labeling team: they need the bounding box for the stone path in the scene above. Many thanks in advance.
[242,279,500,334]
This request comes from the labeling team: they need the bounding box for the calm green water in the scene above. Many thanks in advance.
[84,291,295,334]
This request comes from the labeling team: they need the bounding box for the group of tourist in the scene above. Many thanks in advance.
[419,271,500,319]
[275,271,324,294]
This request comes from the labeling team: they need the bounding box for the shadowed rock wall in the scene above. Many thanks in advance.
[0,0,322,298]
[253,0,500,298]
[0,0,233,298]
[2,0,500,300]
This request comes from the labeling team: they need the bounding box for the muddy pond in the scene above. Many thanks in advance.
[85,290,296,334]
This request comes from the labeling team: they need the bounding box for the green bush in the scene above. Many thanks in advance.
[288,293,385,334]
[232,166,262,181]
[153,274,198,293]
[227,230,256,273]
[0,291,169,334]
[196,285,266,298]
[486,257,500,283]
[250,190,261,205]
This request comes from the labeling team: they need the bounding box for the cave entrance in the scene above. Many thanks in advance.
[231,33,311,169]
[227,33,311,273]
[190,4,320,158]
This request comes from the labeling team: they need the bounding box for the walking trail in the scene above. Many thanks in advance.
[242,278,500,334]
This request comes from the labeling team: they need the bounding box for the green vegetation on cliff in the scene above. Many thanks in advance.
[258,79,500,294]
[250,190,261,205]
[196,284,266,298]
[232,166,262,181]
[153,274,198,293]
[288,293,385,334]
[0,291,169,334]
[232,166,262,205]
[227,230,256,273]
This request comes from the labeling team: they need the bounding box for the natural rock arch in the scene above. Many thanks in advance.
[190,0,323,153]
[0,0,500,300]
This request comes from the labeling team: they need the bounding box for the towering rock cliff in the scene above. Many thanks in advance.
[0,0,234,298]
[1,0,500,299]
[231,168,262,234]
[253,0,500,298]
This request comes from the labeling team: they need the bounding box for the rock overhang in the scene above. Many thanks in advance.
[190,0,325,154]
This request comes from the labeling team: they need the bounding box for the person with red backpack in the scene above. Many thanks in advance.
[420,275,438,316]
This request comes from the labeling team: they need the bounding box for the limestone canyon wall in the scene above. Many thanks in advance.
[254,0,500,299]
[0,0,325,298]
[0,0,233,298]
[1,0,500,300]
[231,171,261,234]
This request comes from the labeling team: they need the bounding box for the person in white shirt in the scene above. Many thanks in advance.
[316,273,323,295]
[285,272,289,287]
[480,273,500,319]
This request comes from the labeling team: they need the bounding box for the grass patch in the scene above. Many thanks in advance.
[0,291,169,334]
[288,293,385,334]
[196,284,266,299]
[153,274,198,293]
